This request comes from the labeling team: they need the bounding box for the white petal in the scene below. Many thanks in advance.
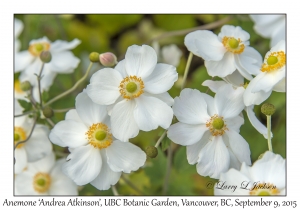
[114,59,127,77]
[161,44,182,66]
[24,125,52,162]
[273,77,286,92]
[50,38,81,52]
[184,30,226,61]
[250,15,284,38]
[48,51,80,73]
[219,25,250,42]
[173,88,210,124]
[75,91,108,126]
[15,51,35,72]
[90,150,122,190]
[215,85,244,119]
[168,122,208,146]
[225,130,251,166]
[252,70,285,93]
[14,18,24,38]
[111,99,139,142]
[196,136,230,179]
[28,152,56,173]
[144,92,174,106]
[246,105,271,139]
[202,80,227,93]
[205,52,236,77]
[15,171,39,195]
[125,45,157,78]
[19,58,42,86]
[14,148,28,174]
[63,145,101,185]
[143,63,178,94]
[86,69,122,105]
[227,148,242,170]
[223,70,244,86]
[106,141,146,173]
[134,95,173,131]
[234,54,255,80]
[226,115,244,132]
[65,109,82,122]
[49,120,88,148]
[186,131,210,164]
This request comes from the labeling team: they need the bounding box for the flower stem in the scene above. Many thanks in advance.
[44,62,93,107]
[163,142,173,195]
[14,110,36,117]
[14,116,38,150]
[155,130,167,148]
[112,185,119,196]
[267,115,273,152]
[121,175,145,195]
[181,52,193,90]
[37,63,45,107]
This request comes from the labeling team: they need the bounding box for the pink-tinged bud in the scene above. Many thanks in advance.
[99,52,118,67]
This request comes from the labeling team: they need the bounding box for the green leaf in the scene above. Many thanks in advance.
[17,99,32,112]
[161,137,171,152]
[42,91,49,102]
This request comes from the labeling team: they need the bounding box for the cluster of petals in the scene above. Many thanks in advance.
[15,152,78,195]
[214,151,285,195]
[152,41,182,67]
[184,25,262,81]
[244,40,286,106]
[86,44,178,142]
[167,86,251,179]
[49,91,146,190]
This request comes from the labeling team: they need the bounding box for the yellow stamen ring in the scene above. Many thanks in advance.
[249,183,280,196]
[206,115,228,136]
[222,36,245,54]
[261,51,286,72]
[28,42,50,56]
[119,76,144,100]
[86,123,112,149]
[33,172,51,193]
[14,127,27,148]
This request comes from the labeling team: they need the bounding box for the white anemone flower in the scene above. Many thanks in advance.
[214,151,285,195]
[244,40,285,106]
[15,152,78,195]
[167,86,251,179]
[250,15,285,47]
[14,101,53,174]
[49,91,146,190]
[152,41,182,67]
[86,44,178,142]
[15,37,81,94]
[184,25,262,80]
[14,18,24,52]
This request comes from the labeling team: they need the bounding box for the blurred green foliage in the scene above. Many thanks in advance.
[14,14,286,196]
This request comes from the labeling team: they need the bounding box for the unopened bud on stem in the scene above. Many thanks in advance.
[20,81,31,91]
[89,52,100,62]
[261,103,276,116]
[40,51,52,63]
[145,146,158,158]
[43,106,54,118]
[99,52,118,67]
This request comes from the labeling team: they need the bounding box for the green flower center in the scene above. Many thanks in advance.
[228,38,239,49]
[35,43,44,52]
[257,191,271,196]
[14,133,20,141]
[267,56,278,65]
[36,178,46,187]
[212,118,224,130]
[95,130,107,141]
[126,82,137,93]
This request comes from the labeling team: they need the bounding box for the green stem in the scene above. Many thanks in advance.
[44,62,93,107]
[14,110,36,117]
[37,63,45,107]
[53,107,74,113]
[112,185,119,196]
[267,115,273,152]
[155,130,167,148]
[121,175,145,195]
[181,52,193,90]
[163,142,173,195]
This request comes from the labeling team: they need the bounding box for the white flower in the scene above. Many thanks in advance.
[49,91,146,190]
[167,86,251,179]
[250,15,285,47]
[244,40,285,106]
[15,37,81,94]
[14,79,27,100]
[214,151,285,195]
[15,152,78,195]
[152,41,182,67]
[14,100,53,174]
[184,25,262,80]
[86,44,178,142]
[14,18,24,52]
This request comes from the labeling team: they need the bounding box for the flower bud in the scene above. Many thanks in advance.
[145,146,158,158]
[99,52,118,67]
[42,106,54,118]
[40,51,52,63]
[20,81,31,91]
[261,103,276,116]
[89,52,100,62]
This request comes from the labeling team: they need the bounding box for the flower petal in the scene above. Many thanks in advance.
[125,45,157,78]
[15,51,35,72]
[114,59,127,77]
[134,95,173,131]
[48,51,80,73]
[223,70,244,86]
[14,148,28,174]
[50,38,81,52]
[106,141,146,173]
[196,136,230,179]
[75,91,108,126]
[28,152,56,173]
[15,171,40,195]
[143,63,178,94]
[90,150,122,190]
[226,115,244,133]
[65,109,82,122]
[63,145,101,185]
[184,30,226,61]
[144,92,174,106]
[173,88,210,124]
[186,131,210,164]
[86,69,122,105]
[168,122,208,146]
[219,25,250,42]
[111,99,139,142]
[252,70,285,93]
[202,80,227,93]
[205,52,236,77]
[273,78,286,92]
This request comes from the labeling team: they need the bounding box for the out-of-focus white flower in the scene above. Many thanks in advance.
[49,91,146,190]
[184,25,262,80]
[14,79,27,100]
[152,41,182,67]
[167,87,251,179]
[214,151,285,195]
[86,44,177,142]
[14,100,52,174]
[15,152,78,195]
[15,18,24,52]
[244,40,285,106]
[250,15,285,47]
[15,37,81,94]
